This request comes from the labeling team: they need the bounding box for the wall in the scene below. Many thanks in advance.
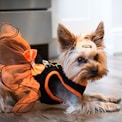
[50,0,122,57]
[52,0,103,37]
[111,0,122,54]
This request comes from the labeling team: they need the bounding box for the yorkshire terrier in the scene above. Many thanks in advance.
[0,22,121,114]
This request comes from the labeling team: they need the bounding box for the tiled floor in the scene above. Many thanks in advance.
[0,55,122,122]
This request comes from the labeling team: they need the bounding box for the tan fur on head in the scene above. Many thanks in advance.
[57,22,108,83]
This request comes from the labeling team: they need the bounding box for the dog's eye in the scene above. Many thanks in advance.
[77,57,87,63]
[94,54,99,61]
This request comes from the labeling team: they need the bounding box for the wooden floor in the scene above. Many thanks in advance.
[0,55,122,122]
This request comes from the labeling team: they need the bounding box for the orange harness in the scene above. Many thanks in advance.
[34,62,87,104]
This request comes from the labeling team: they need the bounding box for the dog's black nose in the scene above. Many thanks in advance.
[91,67,98,74]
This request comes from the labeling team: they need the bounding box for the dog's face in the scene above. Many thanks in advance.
[57,22,108,83]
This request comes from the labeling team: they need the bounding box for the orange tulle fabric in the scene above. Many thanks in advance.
[0,23,45,113]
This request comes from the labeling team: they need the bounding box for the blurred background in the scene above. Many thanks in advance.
[0,0,122,59]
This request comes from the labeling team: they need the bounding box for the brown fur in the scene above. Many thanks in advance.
[56,22,121,114]
[0,22,121,114]
[58,22,107,83]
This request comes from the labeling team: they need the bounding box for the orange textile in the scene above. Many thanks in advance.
[0,23,45,113]
[1,64,40,113]
[0,23,30,49]
[23,49,45,76]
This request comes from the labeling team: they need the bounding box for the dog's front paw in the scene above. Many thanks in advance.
[98,102,121,112]
[107,97,121,104]
[106,103,121,112]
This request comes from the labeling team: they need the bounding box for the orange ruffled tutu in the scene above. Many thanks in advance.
[0,23,45,113]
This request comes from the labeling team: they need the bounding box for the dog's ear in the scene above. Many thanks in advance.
[57,24,76,52]
[92,21,104,48]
